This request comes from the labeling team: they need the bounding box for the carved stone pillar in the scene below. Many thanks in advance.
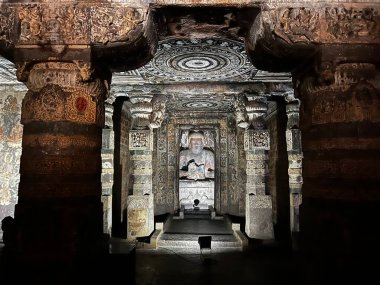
[285,92,303,245]
[295,54,380,256]
[127,94,155,240]
[238,95,274,239]
[296,59,380,201]
[101,97,115,235]
[15,61,109,263]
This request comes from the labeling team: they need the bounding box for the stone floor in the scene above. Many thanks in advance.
[0,236,376,285]
[134,241,367,285]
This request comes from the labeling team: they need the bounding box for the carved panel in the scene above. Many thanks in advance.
[127,194,154,239]
[90,6,143,44]
[129,130,153,150]
[325,6,379,41]
[18,5,90,45]
[244,130,270,150]
[66,89,97,124]
[274,7,320,43]
[270,5,380,44]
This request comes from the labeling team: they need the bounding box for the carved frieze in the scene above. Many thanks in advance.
[90,6,143,44]
[270,5,380,44]
[13,4,145,46]
[18,5,89,45]
[325,6,379,41]
[274,7,320,43]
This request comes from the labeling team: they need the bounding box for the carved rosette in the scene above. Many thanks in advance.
[21,62,107,126]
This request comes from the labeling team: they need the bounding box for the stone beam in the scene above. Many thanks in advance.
[111,82,293,98]
[246,2,380,72]
[0,1,157,72]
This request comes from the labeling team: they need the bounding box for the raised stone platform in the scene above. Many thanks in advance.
[154,214,246,252]
[157,233,241,252]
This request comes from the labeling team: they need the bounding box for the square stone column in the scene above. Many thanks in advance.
[244,129,274,239]
[127,129,154,239]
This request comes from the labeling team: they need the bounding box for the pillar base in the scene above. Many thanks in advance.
[127,194,154,240]
[245,194,274,239]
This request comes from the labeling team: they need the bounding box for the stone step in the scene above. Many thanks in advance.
[157,233,242,250]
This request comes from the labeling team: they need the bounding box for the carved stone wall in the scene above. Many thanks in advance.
[0,85,25,239]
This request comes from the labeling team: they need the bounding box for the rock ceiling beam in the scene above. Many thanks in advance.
[0,1,158,72]
[245,2,380,72]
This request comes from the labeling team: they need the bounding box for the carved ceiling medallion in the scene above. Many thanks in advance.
[139,38,257,82]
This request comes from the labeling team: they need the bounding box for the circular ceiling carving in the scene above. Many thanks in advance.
[139,38,257,82]
[182,101,218,108]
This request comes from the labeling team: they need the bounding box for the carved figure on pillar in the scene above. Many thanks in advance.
[149,95,167,129]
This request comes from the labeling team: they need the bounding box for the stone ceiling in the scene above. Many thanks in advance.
[0,37,291,113]
[112,37,291,113]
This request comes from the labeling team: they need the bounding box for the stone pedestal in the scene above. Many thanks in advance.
[127,194,154,240]
[179,180,214,209]
[245,195,274,239]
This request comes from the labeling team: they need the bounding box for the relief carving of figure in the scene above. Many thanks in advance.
[179,130,214,181]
